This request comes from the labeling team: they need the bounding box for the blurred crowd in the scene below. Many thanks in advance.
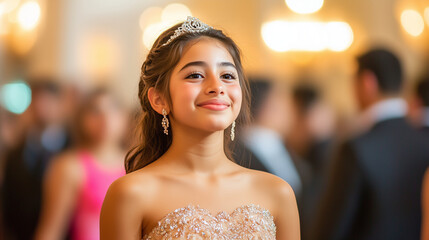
[234,49,429,240]
[0,82,132,239]
[1,48,429,240]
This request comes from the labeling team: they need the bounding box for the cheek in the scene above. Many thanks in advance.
[170,83,201,111]
[228,84,242,114]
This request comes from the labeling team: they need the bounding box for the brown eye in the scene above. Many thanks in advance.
[222,73,236,80]
[186,73,204,79]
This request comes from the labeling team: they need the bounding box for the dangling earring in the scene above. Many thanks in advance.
[161,108,169,135]
[230,121,236,141]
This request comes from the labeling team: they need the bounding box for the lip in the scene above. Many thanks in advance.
[197,99,231,111]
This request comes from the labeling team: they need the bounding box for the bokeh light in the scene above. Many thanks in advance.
[325,22,354,52]
[400,9,424,37]
[17,1,41,30]
[79,34,120,80]
[139,6,163,30]
[0,81,32,114]
[424,7,429,27]
[261,20,353,52]
[285,0,324,14]
[161,3,191,24]
[0,0,20,14]
[142,22,169,50]
[141,3,192,50]
[0,6,10,36]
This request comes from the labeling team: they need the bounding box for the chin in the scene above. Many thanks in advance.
[194,117,232,133]
[174,110,236,133]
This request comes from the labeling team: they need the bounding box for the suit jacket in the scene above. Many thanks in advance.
[310,117,429,240]
[422,126,429,136]
[1,128,71,240]
[233,138,270,172]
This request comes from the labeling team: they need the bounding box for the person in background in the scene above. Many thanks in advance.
[288,83,337,239]
[422,169,429,240]
[1,78,71,240]
[413,76,429,133]
[288,83,336,168]
[35,88,128,240]
[415,76,429,240]
[235,79,303,196]
[0,107,30,184]
[310,49,429,240]
[0,106,29,239]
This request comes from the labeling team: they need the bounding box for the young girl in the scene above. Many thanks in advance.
[100,17,300,239]
[35,89,128,240]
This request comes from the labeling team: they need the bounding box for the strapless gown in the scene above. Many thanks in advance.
[143,204,276,240]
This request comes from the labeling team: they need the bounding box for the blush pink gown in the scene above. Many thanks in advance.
[71,151,125,240]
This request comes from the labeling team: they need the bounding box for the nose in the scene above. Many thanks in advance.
[205,75,225,95]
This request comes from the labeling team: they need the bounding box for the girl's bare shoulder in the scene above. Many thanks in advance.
[104,165,172,215]
[232,164,296,202]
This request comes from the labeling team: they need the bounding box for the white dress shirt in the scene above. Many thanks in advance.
[356,98,408,132]
[243,126,302,195]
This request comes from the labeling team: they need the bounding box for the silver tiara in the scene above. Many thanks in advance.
[162,16,212,46]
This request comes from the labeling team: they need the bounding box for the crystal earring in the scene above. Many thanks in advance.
[161,109,169,135]
[230,121,236,141]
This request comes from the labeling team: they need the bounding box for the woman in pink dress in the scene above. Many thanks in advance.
[35,89,128,240]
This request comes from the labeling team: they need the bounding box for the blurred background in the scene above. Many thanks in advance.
[0,0,428,110]
[1,0,429,239]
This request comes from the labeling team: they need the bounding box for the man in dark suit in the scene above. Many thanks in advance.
[415,77,429,134]
[310,49,429,240]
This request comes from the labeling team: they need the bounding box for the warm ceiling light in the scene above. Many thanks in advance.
[400,9,424,37]
[161,3,191,24]
[17,1,41,30]
[285,0,324,14]
[261,20,353,52]
[325,22,354,52]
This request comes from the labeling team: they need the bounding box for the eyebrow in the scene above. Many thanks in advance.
[179,61,236,72]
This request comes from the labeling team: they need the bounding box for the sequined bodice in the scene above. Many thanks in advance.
[143,204,276,240]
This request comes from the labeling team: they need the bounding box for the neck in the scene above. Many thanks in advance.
[162,122,229,173]
[85,140,123,160]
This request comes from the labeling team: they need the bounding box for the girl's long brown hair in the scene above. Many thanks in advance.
[125,20,251,173]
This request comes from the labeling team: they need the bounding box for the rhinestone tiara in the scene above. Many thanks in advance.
[162,16,213,46]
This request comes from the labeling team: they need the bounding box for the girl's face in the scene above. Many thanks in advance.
[168,37,242,133]
[82,94,128,145]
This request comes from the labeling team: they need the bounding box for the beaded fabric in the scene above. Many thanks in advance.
[143,204,276,240]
